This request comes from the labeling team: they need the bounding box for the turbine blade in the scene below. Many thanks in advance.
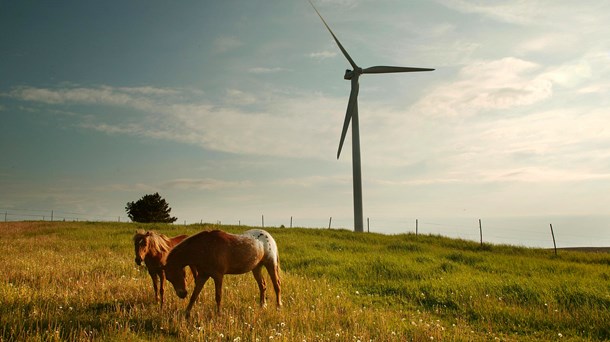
[308,0,359,70]
[337,79,359,159]
[363,66,435,74]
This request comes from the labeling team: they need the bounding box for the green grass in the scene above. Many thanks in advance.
[1,221,609,341]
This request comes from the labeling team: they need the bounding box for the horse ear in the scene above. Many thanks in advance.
[146,231,152,236]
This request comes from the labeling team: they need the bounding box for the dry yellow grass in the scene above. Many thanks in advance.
[1,221,608,341]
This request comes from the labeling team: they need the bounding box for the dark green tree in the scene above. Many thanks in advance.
[125,192,178,223]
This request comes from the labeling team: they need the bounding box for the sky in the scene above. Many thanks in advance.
[1,0,609,247]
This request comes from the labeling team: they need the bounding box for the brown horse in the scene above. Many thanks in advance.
[165,229,282,317]
[133,230,195,307]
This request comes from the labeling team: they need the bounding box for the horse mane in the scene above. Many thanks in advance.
[133,230,172,255]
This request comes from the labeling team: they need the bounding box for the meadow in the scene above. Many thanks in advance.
[0,221,608,341]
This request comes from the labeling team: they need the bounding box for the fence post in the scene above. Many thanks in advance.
[550,224,557,256]
[4,211,7,222]
[479,219,483,247]
[262,215,264,228]
[290,216,293,228]
[51,210,54,222]
[367,217,370,233]
[416,219,418,236]
[328,217,332,229]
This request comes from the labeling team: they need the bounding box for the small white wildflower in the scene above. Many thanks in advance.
[233,337,241,342]
[558,333,563,338]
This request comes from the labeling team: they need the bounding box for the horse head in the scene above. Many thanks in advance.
[165,256,188,299]
[133,230,151,266]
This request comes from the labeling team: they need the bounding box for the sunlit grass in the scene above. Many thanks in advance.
[1,221,609,341]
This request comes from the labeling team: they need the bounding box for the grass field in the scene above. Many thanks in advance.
[0,221,608,341]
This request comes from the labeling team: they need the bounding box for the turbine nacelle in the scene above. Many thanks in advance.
[343,68,361,80]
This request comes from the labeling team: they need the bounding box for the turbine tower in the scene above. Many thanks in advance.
[309,1,434,232]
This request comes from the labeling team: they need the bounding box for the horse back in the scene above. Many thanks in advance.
[169,234,189,248]
[184,230,267,275]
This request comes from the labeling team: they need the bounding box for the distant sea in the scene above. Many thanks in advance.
[282,215,610,249]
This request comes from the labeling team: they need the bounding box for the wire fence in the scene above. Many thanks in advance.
[1,208,125,223]
[2,208,608,248]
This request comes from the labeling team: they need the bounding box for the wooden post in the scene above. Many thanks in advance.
[550,224,557,256]
[416,219,419,236]
[290,216,293,228]
[4,211,7,222]
[328,217,332,229]
[51,210,54,222]
[367,217,370,233]
[479,219,483,247]
[262,215,264,228]
[184,220,186,226]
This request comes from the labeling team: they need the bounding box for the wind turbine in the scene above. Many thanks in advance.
[309,1,435,232]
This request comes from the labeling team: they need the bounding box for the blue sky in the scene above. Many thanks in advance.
[1,0,609,246]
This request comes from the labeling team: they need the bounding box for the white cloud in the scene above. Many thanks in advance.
[438,0,544,26]
[213,36,243,54]
[309,51,337,60]
[412,57,553,117]
[161,178,253,190]
[543,61,592,88]
[248,67,285,74]
[224,89,258,105]
[8,85,173,111]
[438,0,610,29]
[8,84,343,159]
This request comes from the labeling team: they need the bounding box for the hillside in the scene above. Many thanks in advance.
[1,221,608,341]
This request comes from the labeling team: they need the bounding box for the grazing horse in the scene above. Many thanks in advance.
[165,229,282,317]
[133,230,195,307]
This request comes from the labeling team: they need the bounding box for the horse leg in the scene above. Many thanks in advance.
[188,265,198,279]
[265,262,282,307]
[212,275,224,313]
[159,271,166,308]
[185,275,209,319]
[252,265,267,307]
[149,272,159,302]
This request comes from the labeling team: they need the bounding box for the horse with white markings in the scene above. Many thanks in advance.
[165,229,282,317]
